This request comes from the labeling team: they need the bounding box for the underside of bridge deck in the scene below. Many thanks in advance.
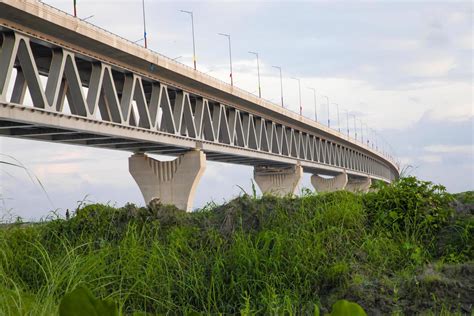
[0,0,399,210]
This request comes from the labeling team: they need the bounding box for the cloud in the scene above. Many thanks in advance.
[34,163,80,177]
[405,81,472,123]
[446,11,470,24]
[424,144,473,155]
[426,105,473,122]
[457,33,472,50]
[127,53,472,134]
[378,38,421,51]
[419,155,442,164]
[399,156,415,166]
[404,57,457,77]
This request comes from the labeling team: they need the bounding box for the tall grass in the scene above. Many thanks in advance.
[0,177,471,315]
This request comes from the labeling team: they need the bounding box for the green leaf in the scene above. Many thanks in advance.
[314,304,320,316]
[328,299,367,316]
[59,285,118,316]
[389,211,398,220]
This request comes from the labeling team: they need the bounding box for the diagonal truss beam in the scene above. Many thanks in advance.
[0,28,396,181]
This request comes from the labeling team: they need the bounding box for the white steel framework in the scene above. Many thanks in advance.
[0,29,397,182]
[0,0,399,209]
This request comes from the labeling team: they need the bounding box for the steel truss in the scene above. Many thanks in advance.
[0,30,396,181]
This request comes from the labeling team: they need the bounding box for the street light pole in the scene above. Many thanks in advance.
[333,103,341,133]
[142,0,147,48]
[272,66,284,107]
[345,109,350,136]
[291,77,302,116]
[322,95,330,127]
[352,114,357,141]
[370,128,376,149]
[218,33,233,86]
[180,10,197,70]
[307,87,317,122]
[373,129,378,150]
[359,119,364,144]
[365,122,370,146]
[248,51,261,98]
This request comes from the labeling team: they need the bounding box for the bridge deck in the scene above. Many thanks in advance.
[0,102,381,181]
[0,0,399,183]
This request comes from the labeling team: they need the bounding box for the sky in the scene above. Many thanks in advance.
[0,0,472,221]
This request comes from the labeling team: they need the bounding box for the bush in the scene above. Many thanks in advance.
[363,177,453,250]
[0,177,471,315]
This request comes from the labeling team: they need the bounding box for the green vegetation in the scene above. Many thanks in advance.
[0,177,472,315]
[325,299,367,316]
[453,191,474,204]
[59,286,118,316]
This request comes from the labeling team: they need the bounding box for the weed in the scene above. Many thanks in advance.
[0,178,472,315]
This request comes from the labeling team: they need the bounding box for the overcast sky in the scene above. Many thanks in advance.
[1,0,472,221]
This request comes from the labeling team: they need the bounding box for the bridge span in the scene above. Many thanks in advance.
[0,0,399,210]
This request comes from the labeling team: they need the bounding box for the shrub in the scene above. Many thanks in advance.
[0,177,470,314]
[363,177,453,251]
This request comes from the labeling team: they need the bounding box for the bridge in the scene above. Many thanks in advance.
[0,0,399,211]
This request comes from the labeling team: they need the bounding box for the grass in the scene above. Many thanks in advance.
[0,177,472,315]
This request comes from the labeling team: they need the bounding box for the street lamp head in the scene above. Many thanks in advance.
[218,33,230,38]
[248,51,258,56]
[180,9,192,14]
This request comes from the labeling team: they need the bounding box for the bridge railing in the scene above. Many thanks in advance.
[30,1,399,170]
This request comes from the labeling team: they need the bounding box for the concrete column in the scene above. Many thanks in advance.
[129,150,206,211]
[311,172,348,193]
[254,165,303,196]
[346,176,372,193]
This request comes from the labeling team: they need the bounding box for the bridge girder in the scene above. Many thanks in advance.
[0,28,397,182]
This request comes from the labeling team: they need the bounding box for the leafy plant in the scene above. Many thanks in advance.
[452,191,474,204]
[363,177,453,249]
[59,286,118,316]
[326,299,367,316]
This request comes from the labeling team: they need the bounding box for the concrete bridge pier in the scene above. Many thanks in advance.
[129,150,206,211]
[346,176,372,193]
[311,172,348,192]
[254,165,303,196]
